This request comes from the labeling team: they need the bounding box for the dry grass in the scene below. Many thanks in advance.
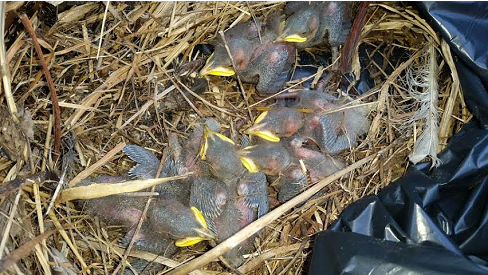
[0,2,470,274]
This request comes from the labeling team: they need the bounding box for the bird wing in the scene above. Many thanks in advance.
[239,172,269,218]
[190,177,227,233]
[123,145,161,180]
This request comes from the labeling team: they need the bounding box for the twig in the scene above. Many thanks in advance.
[118,85,176,130]
[47,211,89,273]
[238,242,310,273]
[19,13,61,162]
[340,1,370,73]
[68,142,126,187]
[0,2,18,122]
[174,77,243,118]
[276,240,307,275]
[60,173,192,202]
[0,188,22,258]
[165,143,395,275]
[76,241,206,275]
[97,1,110,60]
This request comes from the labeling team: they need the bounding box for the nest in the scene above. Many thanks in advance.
[0,2,470,274]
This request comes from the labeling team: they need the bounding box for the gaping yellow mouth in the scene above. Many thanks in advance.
[175,236,205,247]
[239,154,259,173]
[174,207,214,247]
[283,34,308,43]
[201,66,235,76]
[247,130,280,142]
[200,126,235,160]
[199,53,236,76]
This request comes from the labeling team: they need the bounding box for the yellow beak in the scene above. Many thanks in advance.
[246,130,281,142]
[283,34,307,43]
[199,54,235,76]
[240,156,260,173]
[174,207,217,247]
[200,65,235,77]
[200,125,236,160]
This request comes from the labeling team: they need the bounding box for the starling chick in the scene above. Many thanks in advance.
[278,2,351,59]
[192,129,269,267]
[190,175,266,267]
[200,20,261,77]
[79,176,216,252]
[276,147,345,202]
[199,125,245,181]
[239,143,293,176]
[200,14,296,94]
[245,107,305,142]
[242,41,296,94]
[123,144,189,204]
[237,171,269,219]
[293,90,370,155]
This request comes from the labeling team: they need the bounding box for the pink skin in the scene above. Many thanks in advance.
[293,146,323,160]
[112,208,144,227]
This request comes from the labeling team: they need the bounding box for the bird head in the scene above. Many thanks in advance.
[239,144,292,175]
[245,108,306,142]
[276,8,319,44]
[199,125,244,181]
[200,21,261,78]
[175,206,218,247]
[199,125,235,161]
[245,111,281,142]
[199,51,235,77]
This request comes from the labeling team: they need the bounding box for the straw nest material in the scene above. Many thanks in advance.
[0,2,470,274]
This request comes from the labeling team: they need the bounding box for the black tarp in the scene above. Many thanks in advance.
[309,2,488,274]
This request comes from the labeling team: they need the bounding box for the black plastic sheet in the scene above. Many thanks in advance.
[309,2,488,274]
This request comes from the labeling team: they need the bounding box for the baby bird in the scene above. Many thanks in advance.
[276,147,346,202]
[197,126,269,219]
[244,41,296,94]
[199,124,244,181]
[245,107,305,142]
[239,143,293,176]
[190,175,267,267]
[192,126,269,267]
[79,175,216,253]
[200,13,296,94]
[200,20,261,77]
[295,90,370,155]
[80,145,217,254]
[278,2,351,59]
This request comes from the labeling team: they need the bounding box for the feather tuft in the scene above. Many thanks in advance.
[406,44,441,168]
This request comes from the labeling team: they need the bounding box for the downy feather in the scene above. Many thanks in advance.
[407,44,441,168]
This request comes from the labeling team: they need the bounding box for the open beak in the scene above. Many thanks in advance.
[239,147,260,173]
[200,125,236,160]
[245,126,281,142]
[199,54,235,77]
[174,207,218,247]
[244,111,281,142]
[282,34,307,43]
[276,31,308,43]
[194,227,218,240]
